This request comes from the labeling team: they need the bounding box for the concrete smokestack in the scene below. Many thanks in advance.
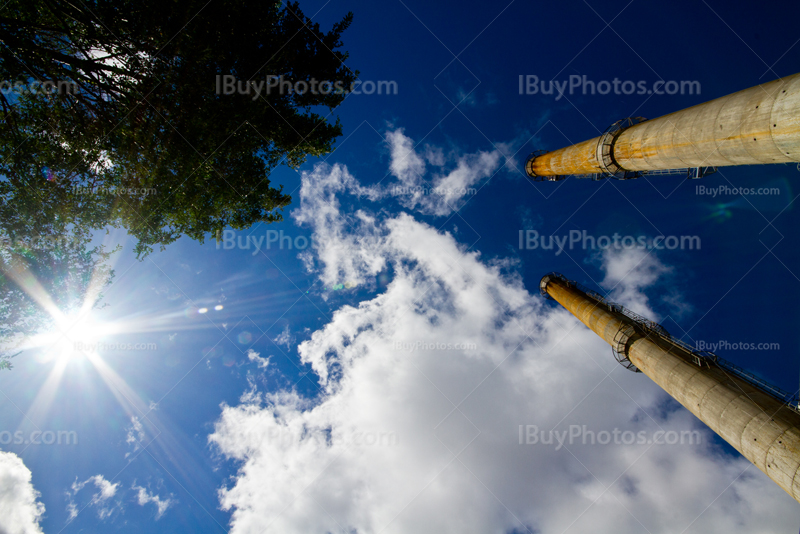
[540,272,800,503]
[527,73,800,180]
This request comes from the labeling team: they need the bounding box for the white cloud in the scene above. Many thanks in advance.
[132,484,173,519]
[273,325,293,349]
[0,451,45,534]
[386,128,427,185]
[423,145,446,167]
[68,474,120,521]
[385,129,502,216]
[294,130,504,289]
[210,163,799,533]
[294,163,387,289]
[599,247,672,320]
[294,128,504,237]
[247,349,271,369]
[125,415,145,458]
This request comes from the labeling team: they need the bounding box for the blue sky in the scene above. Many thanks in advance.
[3,0,800,532]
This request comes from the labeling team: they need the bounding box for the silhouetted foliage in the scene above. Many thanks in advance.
[0,0,357,256]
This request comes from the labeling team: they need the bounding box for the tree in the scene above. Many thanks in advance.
[0,0,357,256]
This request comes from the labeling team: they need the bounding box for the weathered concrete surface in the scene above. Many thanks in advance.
[545,277,800,503]
[528,73,800,177]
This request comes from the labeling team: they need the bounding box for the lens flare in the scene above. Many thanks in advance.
[237,331,252,344]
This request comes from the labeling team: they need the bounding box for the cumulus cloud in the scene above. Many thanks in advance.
[132,484,173,519]
[293,128,505,247]
[294,164,387,289]
[210,163,798,533]
[0,451,45,534]
[67,474,120,521]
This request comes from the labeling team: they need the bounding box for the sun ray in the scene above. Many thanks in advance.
[22,356,70,425]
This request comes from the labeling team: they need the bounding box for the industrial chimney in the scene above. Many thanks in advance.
[540,272,800,503]
[526,73,800,182]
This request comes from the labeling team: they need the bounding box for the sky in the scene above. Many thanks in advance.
[2,0,800,532]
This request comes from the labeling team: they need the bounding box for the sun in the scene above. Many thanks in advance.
[34,312,113,362]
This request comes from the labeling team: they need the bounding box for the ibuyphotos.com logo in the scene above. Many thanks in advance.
[518,425,702,449]
[0,79,78,96]
[518,75,701,101]
[215,229,313,254]
[215,75,397,100]
[518,230,701,256]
